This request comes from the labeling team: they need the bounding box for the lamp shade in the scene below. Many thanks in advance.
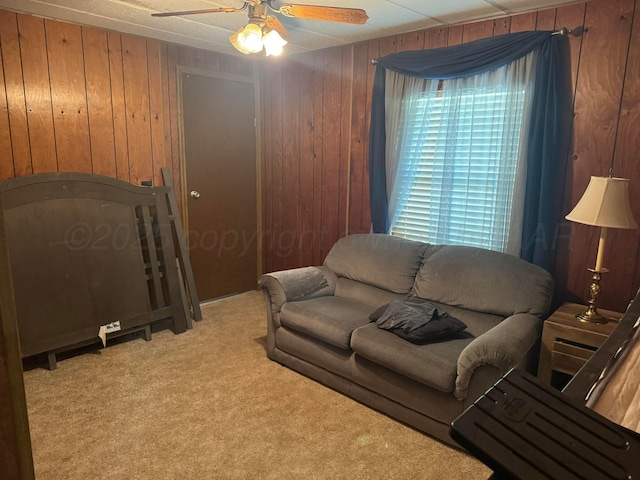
[566,176,638,229]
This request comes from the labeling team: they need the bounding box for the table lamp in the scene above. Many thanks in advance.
[565,176,638,323]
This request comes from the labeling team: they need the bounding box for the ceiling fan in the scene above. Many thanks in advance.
[152,1,368,56]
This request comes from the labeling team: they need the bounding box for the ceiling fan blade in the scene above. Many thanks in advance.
[278,4,368,24]
[265,15,291,41]
[151,7,241,18]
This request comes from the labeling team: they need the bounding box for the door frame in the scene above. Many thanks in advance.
[176,65,263,284]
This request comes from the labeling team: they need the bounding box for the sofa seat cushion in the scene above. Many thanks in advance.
[350,323,475,393]
[280,297,373,350]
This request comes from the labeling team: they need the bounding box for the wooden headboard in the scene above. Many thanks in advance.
[0,173,189,366]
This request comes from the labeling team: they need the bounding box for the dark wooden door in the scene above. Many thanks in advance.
[181,72,258,301]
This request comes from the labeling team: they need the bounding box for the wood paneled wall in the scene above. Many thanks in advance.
[260,49,353,273]
[556,0,640,312]
[260,0,640,312]
[0,9,254,211]
[1,2,639,312]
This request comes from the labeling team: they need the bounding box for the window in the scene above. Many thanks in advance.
[389,82,526,253]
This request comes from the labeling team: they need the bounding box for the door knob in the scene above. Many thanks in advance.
[190,190,201,199]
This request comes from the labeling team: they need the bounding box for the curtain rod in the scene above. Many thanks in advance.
[370,26,585,64]
[552,26,586,36]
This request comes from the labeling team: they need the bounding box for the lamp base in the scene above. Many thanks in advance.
[576,268,609,324]
[575,305,606,323]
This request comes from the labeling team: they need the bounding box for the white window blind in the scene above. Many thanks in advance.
[389,85,526,252]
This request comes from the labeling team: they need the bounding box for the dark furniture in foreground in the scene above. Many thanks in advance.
[1,173,190,369]
[450,289,640,479]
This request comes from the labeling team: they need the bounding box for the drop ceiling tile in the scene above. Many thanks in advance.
[388,0,503,23]
[490,0,572,13]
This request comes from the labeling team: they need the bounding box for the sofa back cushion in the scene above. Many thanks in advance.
[324,234,428,295]
[334,277,408,307]
[412,245,553,318]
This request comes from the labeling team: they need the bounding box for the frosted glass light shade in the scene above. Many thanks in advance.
[229,27,252,55]
[263,29,287,56]
[566,176,638,229]
[230,24,263,54]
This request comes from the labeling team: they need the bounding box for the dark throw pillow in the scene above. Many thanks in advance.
[373,300,467,344]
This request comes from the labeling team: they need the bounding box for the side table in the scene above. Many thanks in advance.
[537,302,623,386]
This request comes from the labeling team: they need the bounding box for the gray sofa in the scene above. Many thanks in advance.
[259,233,554,446]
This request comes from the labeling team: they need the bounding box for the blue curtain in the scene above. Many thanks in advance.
[369,31,571,271]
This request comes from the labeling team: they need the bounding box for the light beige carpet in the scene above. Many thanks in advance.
[23,291,491,479]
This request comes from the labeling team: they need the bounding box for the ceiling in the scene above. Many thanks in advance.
[0,0,584,57]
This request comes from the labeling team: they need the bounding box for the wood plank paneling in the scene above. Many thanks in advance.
[338,46,352,240]
[0,11,31,177]
[298,55,315,266]
[160,44,173,187]
[426,28,448,49]
[178,45,196,67]
[562,0,635,310]
[397,31,424,52]
[494,17,511,36]
[121,35,152,186]
[555,4,586,98]
[552,3,588,305]
[510,12,537,32]
[536,8,557,30]
[205,51,222,71]
[270,61,284,271]
[348,42,369,235]
[462,20,494,43]
[194,48,207,69]
[379,36,397,57]
[146,40,165,187]
[0,54,13,180]
[45,19,91,173]
[312,50,325,265]
[107,32,130,182]
[82,27,116,177]
[281,59,300,269]
[360,39,379,234]
[166,44,181,201]
[220,54,254,77]
[260,64,274,273]
[448,25,464,46]
[605,0,640,306]
[17,15,56,174]
[320,47,344,260]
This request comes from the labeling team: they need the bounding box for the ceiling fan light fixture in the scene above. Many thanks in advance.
[230,22,264,54]
[263,28,287,56]
[154,2,368,58]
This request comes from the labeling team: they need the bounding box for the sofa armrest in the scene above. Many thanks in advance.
[454,313,542,400]
[259,266,337,314]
